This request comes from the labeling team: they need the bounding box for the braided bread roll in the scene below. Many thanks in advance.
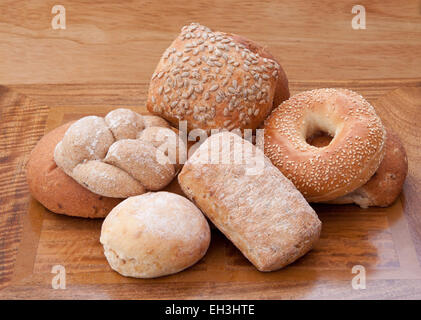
[26,121,122,218]
[54,108,187,198]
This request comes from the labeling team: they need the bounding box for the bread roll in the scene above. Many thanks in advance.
[100,192,210,278]
[327,128,408,208]
[54,109,186,198]
[142,115,171,128]
[147,23,289,132]
[26,122,122,218]
[178,132,321,271]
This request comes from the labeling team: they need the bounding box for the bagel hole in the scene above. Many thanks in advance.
[304,113,336,148]
[306,130,334,147]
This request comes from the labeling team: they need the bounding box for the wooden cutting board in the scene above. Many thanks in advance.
[0,80,421,299]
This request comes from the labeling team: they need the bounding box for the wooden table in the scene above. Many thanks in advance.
[0,0,421,300]
[1,1,420,84]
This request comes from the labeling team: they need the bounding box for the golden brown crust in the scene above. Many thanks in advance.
[328,128,408,208]
[264,88,386,202]
[227,33,290,108]
[26,122,122,218]
[146,23,289,132]
[178,132,321,272]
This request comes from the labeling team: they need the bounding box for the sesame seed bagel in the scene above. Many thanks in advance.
[264,88,386,202]
[147,23,289,132]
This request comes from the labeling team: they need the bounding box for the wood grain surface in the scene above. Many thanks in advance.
[0,81,420,299]
[0,86,49,291]
[0,0,420,84]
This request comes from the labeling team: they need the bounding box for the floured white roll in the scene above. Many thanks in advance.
[100,192,211,278]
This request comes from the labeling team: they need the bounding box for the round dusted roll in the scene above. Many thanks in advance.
[100,192,211,278]
[54,108,187,198]
[264,88,386,202]
[26,122,122,218]
[147,22,289,132]
[327,128,408,208]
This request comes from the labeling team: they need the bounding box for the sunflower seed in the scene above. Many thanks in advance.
[209,84,219,91]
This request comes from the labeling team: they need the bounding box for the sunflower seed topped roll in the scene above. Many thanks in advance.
[147,23,289,132]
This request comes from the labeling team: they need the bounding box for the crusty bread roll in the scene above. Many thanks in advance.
[100,192,210,278]
[54,109,186,198]
[26,122,122,218]
[147,22,289,132]
[178,132,321,271]
[264,88,386,202]
[327,128,408,208]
